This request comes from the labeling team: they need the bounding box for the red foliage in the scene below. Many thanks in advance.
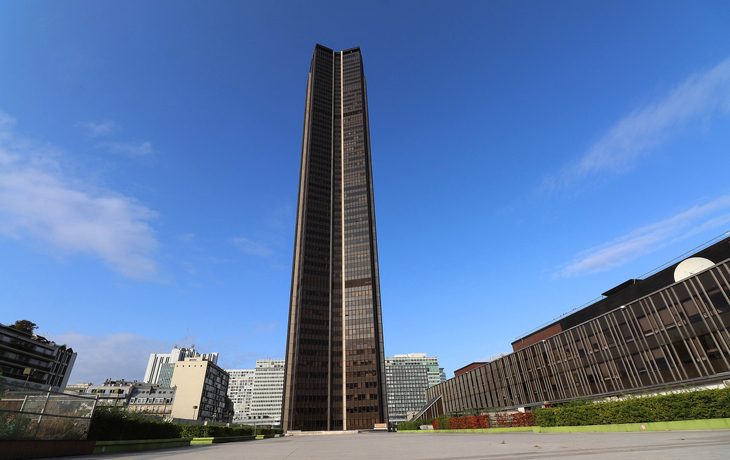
[495,412,533,427]
[433,413,533,430]
[512,412,533,427]
[435,415,491,430]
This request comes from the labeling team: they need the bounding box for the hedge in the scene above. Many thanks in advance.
[88,407,282,441]
[533,387,730,427]
[396,418,433,431]
[88,407,181,441]
[179,425,255,438]
[431,413,533,430]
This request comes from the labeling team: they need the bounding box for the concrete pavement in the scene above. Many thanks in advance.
[49,430,730,460]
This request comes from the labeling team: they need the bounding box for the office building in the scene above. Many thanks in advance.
[282,44,388,431]
[249,359,285,426]
[385,354,445,424]
[228,360,285,426]
[228,369,256,422]
[0,323,77,391]
[170,357,231,423]
[144,346,218,387]
[421,234,730,418]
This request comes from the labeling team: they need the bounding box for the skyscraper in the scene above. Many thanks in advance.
[282,44,387,431]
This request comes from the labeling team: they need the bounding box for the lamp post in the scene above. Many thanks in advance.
[192,405,198,421]
[23,368,36,388]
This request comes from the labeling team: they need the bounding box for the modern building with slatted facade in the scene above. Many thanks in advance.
[424,234,730,416]
[282,44,387,431]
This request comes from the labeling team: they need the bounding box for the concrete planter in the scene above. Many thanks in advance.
[92,438,193,454]
[190,435,257,444]
[0,440,96,460]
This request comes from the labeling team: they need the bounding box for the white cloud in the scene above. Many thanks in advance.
[0,109,160,280]
[97,141,154,157]
[53,331,172,385]
[231,236,271,257]
[76,120,120,137]
[177,233,196,243]
[557,195,730,277]
[543,56,730,191]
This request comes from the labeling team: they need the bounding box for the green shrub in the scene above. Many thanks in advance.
[88,407,181,441]
[433,416,450,430]
[179,424,254,438]
[88,406,280,441]
[396,418,433,431]
[533,388,730,427]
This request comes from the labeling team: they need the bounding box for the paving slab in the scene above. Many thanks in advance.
[46,430,730,460]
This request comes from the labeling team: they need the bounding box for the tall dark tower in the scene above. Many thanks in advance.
[282,44,387,431]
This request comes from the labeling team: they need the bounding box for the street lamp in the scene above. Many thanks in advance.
[23,368,36,388]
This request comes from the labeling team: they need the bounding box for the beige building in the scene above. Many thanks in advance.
[170,357,231,422]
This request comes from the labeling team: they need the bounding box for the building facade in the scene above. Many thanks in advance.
[73,379,175,416]
[283,44,388,431]
[385,354,445,424]
[249,359,285,426]
[228,369,256,422]
[0,323,77,391]
[144,346,218,386]
[127,384,176,417]
[424,235,730,417]
[170,357,231,423]
[227,360,285,426]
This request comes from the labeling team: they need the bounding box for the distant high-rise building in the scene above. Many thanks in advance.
[144,346,218,387]
[227,360,285,426]
[228,369,256,422]
[385,354,445,424]
[249,359,285,426]
[282,44,388,431]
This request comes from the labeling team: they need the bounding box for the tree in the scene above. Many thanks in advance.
[9,320,38,335]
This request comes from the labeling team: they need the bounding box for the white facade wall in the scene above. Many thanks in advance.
[227,369,256,422]
[226,359,284,426]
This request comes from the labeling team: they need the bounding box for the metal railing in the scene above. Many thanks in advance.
[1,376,97,440]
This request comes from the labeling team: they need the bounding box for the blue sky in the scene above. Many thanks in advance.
[2,1,730,384]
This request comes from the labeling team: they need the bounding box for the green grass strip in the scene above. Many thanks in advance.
[398,417,730,434]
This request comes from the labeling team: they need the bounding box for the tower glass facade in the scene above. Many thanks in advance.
[282,44,387,431]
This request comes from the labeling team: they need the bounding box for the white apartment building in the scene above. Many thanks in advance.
[227,369,255,422]
[226,359,284,426]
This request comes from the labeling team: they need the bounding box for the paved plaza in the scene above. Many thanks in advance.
[50,430,730,460]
